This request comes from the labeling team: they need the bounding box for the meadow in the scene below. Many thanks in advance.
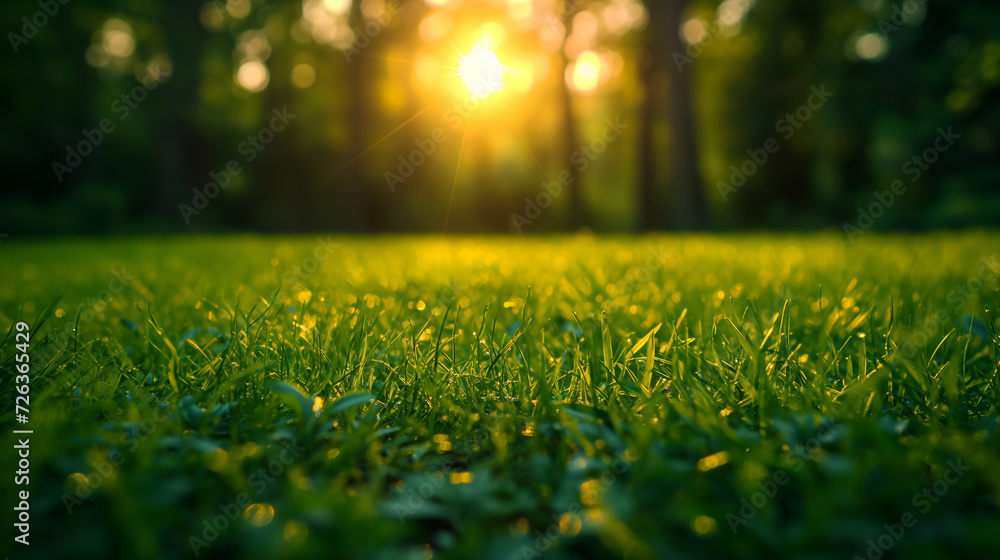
[2,233,999,559]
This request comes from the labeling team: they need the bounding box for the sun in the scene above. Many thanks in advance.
[458,41,505,99]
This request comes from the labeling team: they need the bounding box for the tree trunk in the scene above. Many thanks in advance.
[637,49,658,231]
[347,0,382,231]
[157,0,209,224]
[558,1,586,229]
[647,0,709,230]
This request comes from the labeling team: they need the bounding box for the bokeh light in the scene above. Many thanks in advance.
[237,59,270,92]
[292,63,316,88]
[568,50,602,93]
[508,0,533,23]
[324,0,350,14]
[419,12,452,43]
[855,33,888,61]
[103,29,135,58]
[227,0,252,19]
[244,503,275,526]
[682,18,708,45]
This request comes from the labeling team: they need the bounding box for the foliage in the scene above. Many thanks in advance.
[1,233,999,558]
[1,0,998,233]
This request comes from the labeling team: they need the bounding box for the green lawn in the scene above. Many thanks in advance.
[2,233,999,559]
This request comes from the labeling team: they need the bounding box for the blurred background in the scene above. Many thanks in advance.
[1,0,998,235]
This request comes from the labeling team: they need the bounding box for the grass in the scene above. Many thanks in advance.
[2,232,999,559]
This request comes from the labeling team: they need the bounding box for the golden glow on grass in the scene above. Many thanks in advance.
[458,40,505,99]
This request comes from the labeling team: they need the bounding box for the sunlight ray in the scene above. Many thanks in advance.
[443,115,471,233]
[351,52,458,71]
[334,104,435,173]
[524,143,551,180]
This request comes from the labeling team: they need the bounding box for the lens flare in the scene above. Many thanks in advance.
[458,40,504,99]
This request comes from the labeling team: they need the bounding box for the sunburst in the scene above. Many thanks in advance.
[456,39,505,99]
[333,35,509,231]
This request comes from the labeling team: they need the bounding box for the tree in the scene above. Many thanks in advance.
[639,0,710,230]
[346,0,385,231]
[556,0,588,229]
[155,0,213,223]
